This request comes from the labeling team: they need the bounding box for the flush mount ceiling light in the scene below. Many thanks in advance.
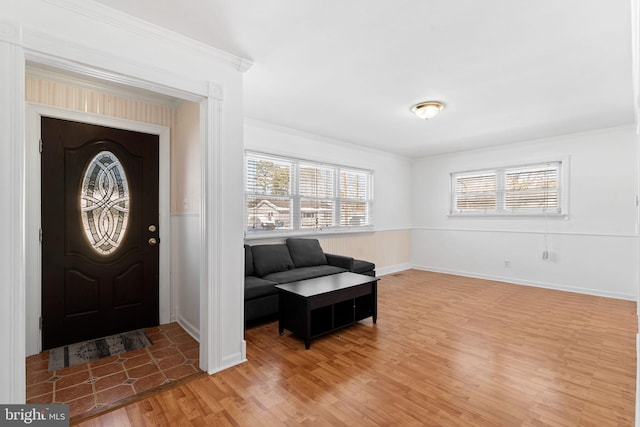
[411,101,444,120]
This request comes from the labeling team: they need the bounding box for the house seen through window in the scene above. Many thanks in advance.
[451,161,563,216]
[245,152,373,233]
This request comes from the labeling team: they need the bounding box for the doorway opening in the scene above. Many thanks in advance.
[24,64,202,354]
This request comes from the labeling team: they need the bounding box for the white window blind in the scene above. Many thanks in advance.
[299,162,334,229]
[453,172,497,212]
[246,154,293,231]
[451,161,563,216]
[504,165,559,212]
[339,169,370,226]
[246,152,373,234]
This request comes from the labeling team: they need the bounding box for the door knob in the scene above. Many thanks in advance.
[148,237,158,246]
[148,225,157,232]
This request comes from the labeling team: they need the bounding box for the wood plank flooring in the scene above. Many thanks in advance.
[76,270,637,426]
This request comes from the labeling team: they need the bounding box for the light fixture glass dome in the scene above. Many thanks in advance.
[411,101,444,119]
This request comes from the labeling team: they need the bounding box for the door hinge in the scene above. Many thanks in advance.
[39,139,43,153]
[39,317,43,330]
[39,228,43,243]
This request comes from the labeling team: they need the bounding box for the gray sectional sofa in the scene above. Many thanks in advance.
[244,238,375,326]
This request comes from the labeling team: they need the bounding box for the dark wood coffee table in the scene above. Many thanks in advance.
[276,272,378,349]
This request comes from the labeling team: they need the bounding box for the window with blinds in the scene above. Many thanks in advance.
[246,154,293,231]
[451,161,563,215]
[246,152,373,234]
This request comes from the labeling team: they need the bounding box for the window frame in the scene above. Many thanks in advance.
[245,151,374,237]
[450,159,568,217]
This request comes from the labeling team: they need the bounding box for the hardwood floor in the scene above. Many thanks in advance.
[76,270,637,426]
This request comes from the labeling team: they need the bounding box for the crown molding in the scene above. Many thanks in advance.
[244,118,412,162]
[41,0,253,73]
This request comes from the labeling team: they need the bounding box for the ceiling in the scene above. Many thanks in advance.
[93,0,635,158]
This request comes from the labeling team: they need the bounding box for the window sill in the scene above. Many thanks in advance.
[448,213,568,219]
[244,226,374,241]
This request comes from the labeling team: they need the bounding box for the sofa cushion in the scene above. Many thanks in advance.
[263,265,346,284]
[251,244,295,277]
[244,245,254,277]
[244,276,279,300]
[353,259,375,274]
[286,238,327,268]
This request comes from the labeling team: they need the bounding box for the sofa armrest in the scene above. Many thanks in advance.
[325,253,354,270]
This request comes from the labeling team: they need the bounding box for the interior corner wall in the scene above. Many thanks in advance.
[172,101,201,338]
[244,120,413,274]
[411,125,639,300]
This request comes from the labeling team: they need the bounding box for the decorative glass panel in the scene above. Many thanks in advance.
[80,151,129,255]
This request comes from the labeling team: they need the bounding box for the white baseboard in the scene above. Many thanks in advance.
[210,350,247,375]
[376,263,412,277]
[411,264,637,301]
[176,314,200,342]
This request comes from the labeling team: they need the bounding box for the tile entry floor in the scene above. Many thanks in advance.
[26,323,202,421]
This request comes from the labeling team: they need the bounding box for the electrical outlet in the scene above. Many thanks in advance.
[542,250,549,260]
[504,260,511,268]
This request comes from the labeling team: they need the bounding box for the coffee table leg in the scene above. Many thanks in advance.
[278,292,284,335]
[305,300,311,349]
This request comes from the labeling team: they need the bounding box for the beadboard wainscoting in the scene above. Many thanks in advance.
[245,229,412,276]
[317,229,411,276]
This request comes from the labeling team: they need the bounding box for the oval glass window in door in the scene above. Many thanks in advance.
[80,150,130,255]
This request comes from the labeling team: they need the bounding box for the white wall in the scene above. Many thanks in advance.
[171,214,200,336]
[245,120,413,230]
[412,125,639,300]
[172,101,201,337]
[631,1,640,425]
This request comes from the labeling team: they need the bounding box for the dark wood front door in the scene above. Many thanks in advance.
[41,117,160,350]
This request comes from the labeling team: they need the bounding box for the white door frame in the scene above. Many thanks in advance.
[25,104,172,356]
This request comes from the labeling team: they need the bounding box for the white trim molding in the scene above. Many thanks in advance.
[412,265,638,301]
[200,88,222,373]
[0,36,26,404]
[0,19,22,45]
[413,226,638,239]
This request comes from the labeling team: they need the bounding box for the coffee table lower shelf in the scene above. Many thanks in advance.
[276,272,378,349]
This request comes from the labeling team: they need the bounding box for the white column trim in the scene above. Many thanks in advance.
[199,83,222,373]
[0,33,26,404]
